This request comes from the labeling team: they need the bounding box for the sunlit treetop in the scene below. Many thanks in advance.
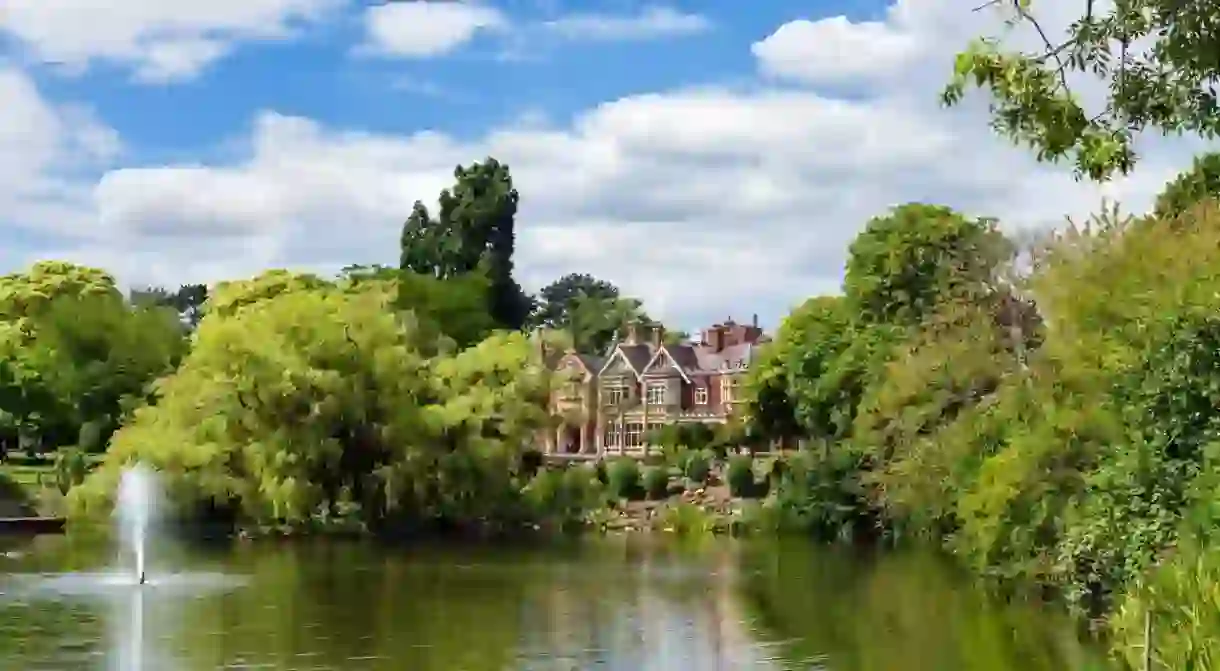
[0,262,121,321]
[943,0,1220,181]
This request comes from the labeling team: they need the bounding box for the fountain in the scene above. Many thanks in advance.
[117,464,157,586]
[0,463,245,669]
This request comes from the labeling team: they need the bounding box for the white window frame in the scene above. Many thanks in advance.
[720,375,737,403]
[605,384,625,405]
[646,381,667,406]
[694,386,709,405]
[604,424,622,448]
[625,423,644,448]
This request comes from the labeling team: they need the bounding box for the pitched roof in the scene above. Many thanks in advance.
[577,353,605,373]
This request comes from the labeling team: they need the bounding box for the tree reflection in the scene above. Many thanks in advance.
[733,540,1112,671]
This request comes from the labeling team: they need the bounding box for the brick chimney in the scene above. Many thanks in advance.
[625,322,640,345]
[651,324,664,348]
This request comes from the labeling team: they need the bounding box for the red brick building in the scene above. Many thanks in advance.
[543,317,770,456]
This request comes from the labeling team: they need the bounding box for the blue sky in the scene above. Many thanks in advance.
[0,0,1200,330]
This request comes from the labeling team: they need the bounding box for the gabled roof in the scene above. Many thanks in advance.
[640,344,692,383]
[554,351,601,380]
[577,353,605,374]
[596,343,652,379]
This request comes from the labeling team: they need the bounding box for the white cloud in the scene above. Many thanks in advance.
[0,0,340,82]
[359,2,507,58]
[541,7,711,41]
[0,67,119,236]
[753,17,920,85]
[9,0,1213,328]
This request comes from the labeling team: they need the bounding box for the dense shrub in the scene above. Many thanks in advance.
[518,449,544,479]
[642,466,670,500]
[726,454,758,498]
[683,450,711,485]
[54,448,88,495]
[522,466,602,524]
[561,466,603,512]
[605,458,641,500]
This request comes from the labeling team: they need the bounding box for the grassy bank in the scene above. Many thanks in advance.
[0,452,104,517]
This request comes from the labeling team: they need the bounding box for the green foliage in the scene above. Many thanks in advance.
[641,465,670,500]
[682,449,711,485]
[1110,539,1220,670]
[523,466,602,525]
[651,423,716,463]
[0,262,185,454]
[0,471,30,507]
[844,203,1011,327]
[396,268,498,350]
[943,1,1220,180]
[529,273,660,354]
[726,454,758,498]
[605,458,641,501]
[67,279,558,533]
[130,283,208,326]
[747,198,1220,643]
[399,158,532,331]
[568,294,654,355]
[1154,152,1220,218]
[655,501,715,535]
[53,448,87,495]
[518,449,544,479]
[207,270,332,319]
[763,449,875,542]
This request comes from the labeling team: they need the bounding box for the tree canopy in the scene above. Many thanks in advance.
[399,158,532,331]
[0,262,186,455]
[944,0,1220,180]
[69,276,554,530]
[1154,151,1220,218]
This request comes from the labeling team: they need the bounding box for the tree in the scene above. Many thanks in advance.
[396,270,499,351]
[569,294,660,354]
[0,261,119,321]
[943,0,1220,180]
[0,262,185,453]
[399,158,532,331]
[207,270,332,319]
[844,203,1011,328]
[131,283,209,327]
[777,297,868,441]
[1154,152,1220,218]
[68,279,554,531]
[744,297,848,445]
[531,273,621,329]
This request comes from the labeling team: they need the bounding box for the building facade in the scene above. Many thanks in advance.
[543,317,769,457]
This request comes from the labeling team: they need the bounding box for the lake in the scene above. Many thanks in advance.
[0,533,1111,670]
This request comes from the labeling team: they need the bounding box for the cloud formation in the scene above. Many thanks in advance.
[540,7,711,42]
[1,0,1209,329]
[359,2,508,58]
[0,0,341,82]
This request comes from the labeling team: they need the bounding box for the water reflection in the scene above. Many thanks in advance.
[0,535,1112,670]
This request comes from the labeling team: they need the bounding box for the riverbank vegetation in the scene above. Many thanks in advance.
[0,159,689,539]
[0,1,1217,665]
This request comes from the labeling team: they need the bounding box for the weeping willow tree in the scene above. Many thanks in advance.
[67,273,555,533]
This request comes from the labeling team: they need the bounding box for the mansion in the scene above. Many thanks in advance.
[543,317,770,457]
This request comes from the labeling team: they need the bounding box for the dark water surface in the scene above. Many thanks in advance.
[0,534,1111,670]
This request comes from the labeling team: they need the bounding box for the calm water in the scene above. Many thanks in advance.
[0,533,1111,670]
